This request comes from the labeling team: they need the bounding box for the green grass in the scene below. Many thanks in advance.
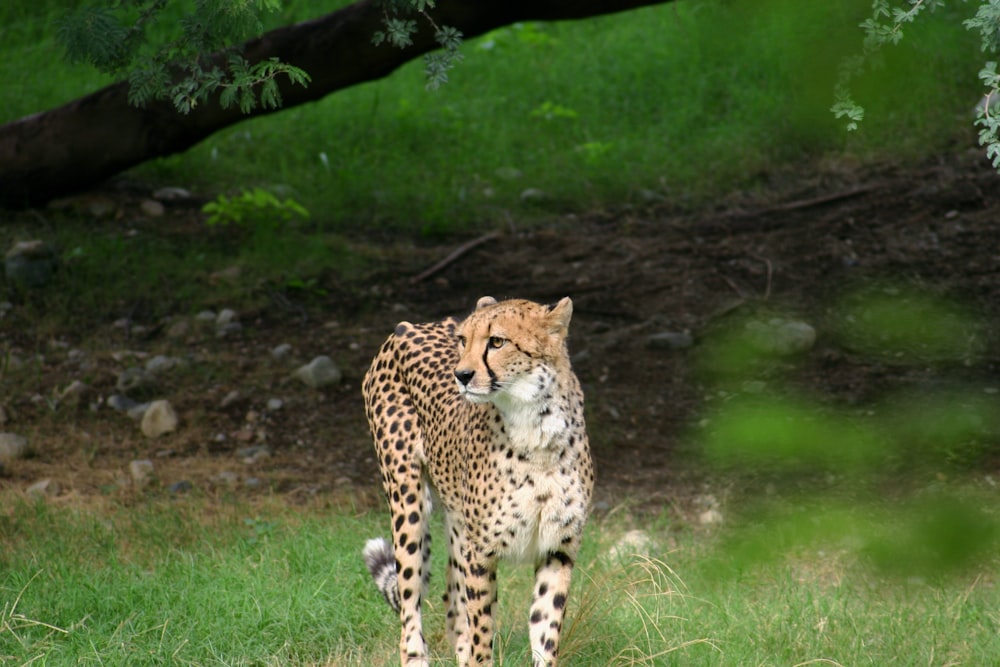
[0,0,986,233]
[2,492,998,666]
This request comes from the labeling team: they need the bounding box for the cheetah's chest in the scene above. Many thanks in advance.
[485,453,588,564]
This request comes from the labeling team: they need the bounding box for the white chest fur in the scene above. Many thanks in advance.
[496,461,586,564]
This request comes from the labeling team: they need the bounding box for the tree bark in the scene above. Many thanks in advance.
[0,0,673,209]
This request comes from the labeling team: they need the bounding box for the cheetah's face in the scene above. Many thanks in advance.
[454,296,573,404]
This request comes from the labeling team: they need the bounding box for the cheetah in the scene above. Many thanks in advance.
[362,296,594,667]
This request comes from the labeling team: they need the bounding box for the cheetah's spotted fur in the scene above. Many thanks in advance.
[362,296,594,666]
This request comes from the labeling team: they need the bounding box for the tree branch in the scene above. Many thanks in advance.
[0,0,674,209]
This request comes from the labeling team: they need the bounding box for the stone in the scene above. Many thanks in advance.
[168,480,193,494]
[745,318,817,356]
[266,398,284,411]
[27,478,60,499]
[59,380,89,406]
[270,343,293,360]
[520,187,548,203]
[127,402,152,421]
[647,331,693,350]
[141,399,179,438]
[145,355,179,375]
[494,167,523,180]
[698,509,724,526]
[215,322,243,338]
[86,196,117,219]
[216,309,238,326]
[195,310,218,322]
[152,186,192,201]
[139,199,165,217]
[209,266,241,285]
[236,445,271,463]
[215,471,239,487]
[117,367,155,393]
[129,459,155,487]
[5,240,57,288]
[606,530,656,561]
[294,355,342,388]
[0,433,29,461]
[107,394,139,413]
[166,319,191,339]
[220,390,242,409]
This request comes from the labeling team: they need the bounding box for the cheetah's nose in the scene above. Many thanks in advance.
[454,369,475,386]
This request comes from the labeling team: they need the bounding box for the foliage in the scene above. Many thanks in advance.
[3,497,1000,665]
[835,1,1000,167]
[201,187,310,228]
[6,1,980,230]
[56,0,310,113]
[372,0,465,90]
[55,0,465,110]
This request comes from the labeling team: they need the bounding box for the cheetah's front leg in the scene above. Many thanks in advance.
[388,479,432,667]
[529,551,575,667]
[460,554,499,666]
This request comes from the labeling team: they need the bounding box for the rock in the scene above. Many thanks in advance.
[0,433,29,461]
[266,398,284,411]
[647,331,693,350]
[216,309,238,326]
[27,478,60,499]
[495,167,523,180]
[745,318,817,356]
[209,266,241,285]
[141,399,179,438]
[236,445,270,463]
[520,188,548,203]
[117,367,155,393]
[606,530,656,560]
[129,459,155,487]
[152,186,192,201]
[638,188,668,203]
[145,355,179,375]
[214,309,242,338]
[127,402,152,421]
[60,380,89,405]
[86,196,117,219]
[139,199,165,217]
[168,480,193,494]
[195,310,217,323]
[698,509,724,526]
[5,240,57,288]
[270,343,293,360]
[106,394,139,413]
[215,471,239,487]
[294,355,342,388]
[215,322,243,338]
[166,318,191,339]
[220,390,242,409]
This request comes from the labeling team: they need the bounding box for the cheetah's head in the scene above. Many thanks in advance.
[454,296,573,405]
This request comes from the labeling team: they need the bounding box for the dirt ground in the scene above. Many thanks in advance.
[2,149,999,517]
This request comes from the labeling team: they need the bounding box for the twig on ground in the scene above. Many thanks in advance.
[409,231,501,284]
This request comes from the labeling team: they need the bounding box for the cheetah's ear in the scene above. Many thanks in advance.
[546,296,573,334]
[475,296,498,310]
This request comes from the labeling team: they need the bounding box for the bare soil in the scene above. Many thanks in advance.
[3,150,999,516]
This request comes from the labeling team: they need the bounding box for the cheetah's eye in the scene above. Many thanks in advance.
[457,335,467,347]
[488,336,506,349]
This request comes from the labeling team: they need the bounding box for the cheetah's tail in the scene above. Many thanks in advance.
[363,537,401,612]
